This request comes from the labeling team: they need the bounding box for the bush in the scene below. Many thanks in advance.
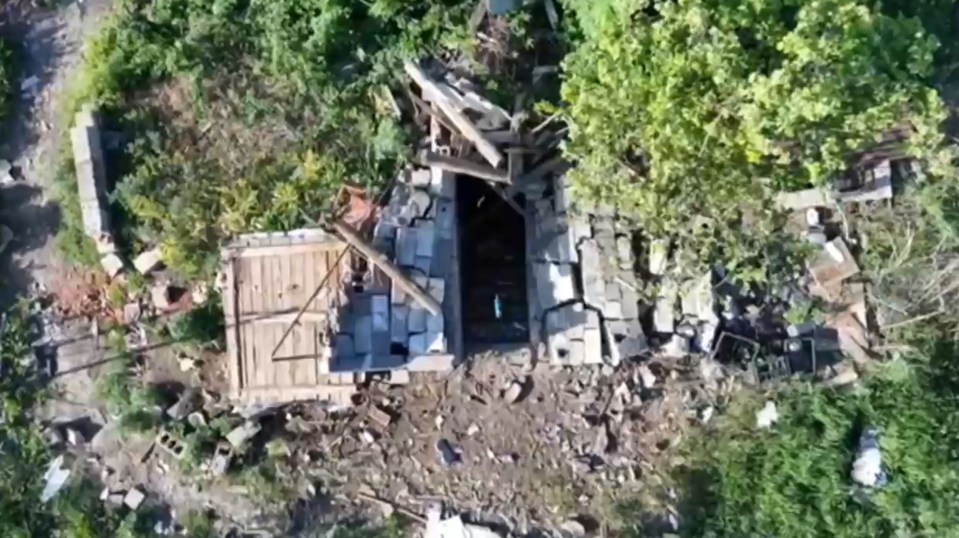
[58,0,473,276]
[559,0,951,278]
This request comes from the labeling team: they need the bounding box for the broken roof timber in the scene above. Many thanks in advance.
[404,60,504,168]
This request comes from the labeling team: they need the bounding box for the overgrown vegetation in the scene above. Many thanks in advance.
[96,330,164,433]
[0,303,159,535]
[58,0,475,276]
[559,0,955,277]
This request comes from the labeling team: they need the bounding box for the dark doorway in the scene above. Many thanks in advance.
[457,177,530,348]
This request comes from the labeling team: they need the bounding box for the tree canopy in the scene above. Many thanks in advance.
[560,0,952,271]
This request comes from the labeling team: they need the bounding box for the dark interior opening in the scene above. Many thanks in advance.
[457,177,530,347]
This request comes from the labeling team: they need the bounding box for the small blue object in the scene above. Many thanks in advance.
[436,439,462,467]
[494,294,503,320]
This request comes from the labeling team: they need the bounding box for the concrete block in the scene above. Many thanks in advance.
[605,281,622,303]
[431,238,452,278]
[568,339,586,365]
[621,284,640,319]
[354,315,373,355]
[396,227,417,266]
[132,248,163,274]
[371,295,389,331]
[391,280,407,304]
[604,301,623,320]
[579,240,605,309]
[415,220,435,257]
[425,331,446,353]
[391,306,409,344]
[123,488,146,511]
[101,253,123,278]
[435,197,455,240]
[334,334,354,358]
[570,215,591,244]
[546,327,571,364]
[654,280,677,333]
[680,273,714,320]
[411,169,431,187]
[408,189,432,218]
[428,278,445,303]
[616,236,633,269]
[583,311,603,365]
[226,421,261,449]
[414,255,432,275]
[649,239,669,276]
[553,174,574,214]
[427,312,444,333]
[409,333,427,355]
[408,306,428,333]
[372,332,391,356]
[544,227,578,264]
[405,353,454,372]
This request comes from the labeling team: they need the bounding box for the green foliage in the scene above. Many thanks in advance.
[169,293,224,348]
[183,510,216,538]
[96,352,164,432]
[677,358,959,537]
[0,303,141,536]
[61,0,473,276]
[560,0,950,277]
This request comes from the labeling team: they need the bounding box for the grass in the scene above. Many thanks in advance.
[53,0,478,276]
[627,175,959,537]
[0,302,159,536]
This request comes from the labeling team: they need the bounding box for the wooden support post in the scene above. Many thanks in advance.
[332,221,442,316]
[417,150,511,185]
[404,60,504,168]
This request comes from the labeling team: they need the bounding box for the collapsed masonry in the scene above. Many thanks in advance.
[70,106,123,276]
[518,173,648,365]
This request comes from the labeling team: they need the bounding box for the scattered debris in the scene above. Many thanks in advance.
[851,427,887,488]
[756,401,779,429]
[436,438,463,466]
[40,455,71,502]
[226,420,262,449]
[210,442,234,476]
[155,430,187,460]
[503,380,523,403]
[132,247,163,274]
[123,487,146,510]
[151,283,173,310]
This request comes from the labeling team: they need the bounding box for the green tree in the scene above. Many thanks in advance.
[560,0,950,275]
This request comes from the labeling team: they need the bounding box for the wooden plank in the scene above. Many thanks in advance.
[268,255,296,387]
[234,241,345,258]
[417,150,511,185]
[269,248,349,359]
[223,258,241,397]
[404,61,504,168]
[333,221,442,316]
[242,258,258,390]
[289,253,307,384]
[237,311,329,324]
[238,385,356,406]
[258,255,272,389]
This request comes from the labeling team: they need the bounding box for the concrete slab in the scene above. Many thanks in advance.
[396,227,417,266]
[371,295,389,331]
[579,240,605,309]
[416,220,435,257]
[354,315,373,355]
[391,306,409,344]
[408,306,428,333]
